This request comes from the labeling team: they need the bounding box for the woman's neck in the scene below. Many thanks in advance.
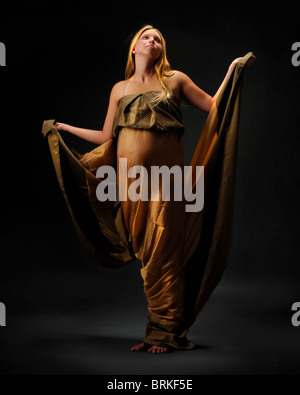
[132,57,156,83]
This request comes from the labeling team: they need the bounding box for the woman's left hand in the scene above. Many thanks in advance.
[231,54,256,68]
[246,54,256,67]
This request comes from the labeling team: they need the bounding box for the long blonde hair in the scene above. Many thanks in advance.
[125,25,174,103]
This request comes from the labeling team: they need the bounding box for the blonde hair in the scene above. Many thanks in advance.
[125,25,174,103]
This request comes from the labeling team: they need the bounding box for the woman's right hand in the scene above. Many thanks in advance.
[42,121,66,134]
[56,122,64,131]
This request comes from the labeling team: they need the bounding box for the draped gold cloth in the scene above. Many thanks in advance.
[43,53,253,350]
[111,91,184,140]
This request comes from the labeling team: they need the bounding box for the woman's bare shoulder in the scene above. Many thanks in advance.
[168,70,190,83]
[167,71,190,97]
[110,80,126,102]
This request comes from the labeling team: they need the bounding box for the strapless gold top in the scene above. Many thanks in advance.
[112,90,184,140]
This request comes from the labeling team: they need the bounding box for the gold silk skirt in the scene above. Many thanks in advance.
[117,128,191,347]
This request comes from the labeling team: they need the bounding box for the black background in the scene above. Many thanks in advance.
[0,0,299,376]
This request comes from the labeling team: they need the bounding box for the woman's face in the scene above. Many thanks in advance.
[133,29,163,60]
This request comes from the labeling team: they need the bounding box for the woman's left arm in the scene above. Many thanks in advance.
[176,55,255,113]
[212,55,255,103]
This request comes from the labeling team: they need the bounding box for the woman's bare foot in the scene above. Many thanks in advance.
[148,345,170,354]
[131,343,170,353]
[131,342,148,352]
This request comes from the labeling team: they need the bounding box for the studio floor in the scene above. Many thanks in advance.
[1,242,299,375]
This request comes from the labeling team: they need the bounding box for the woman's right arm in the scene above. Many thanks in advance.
[56,123,108,145]
[54,81,124,145]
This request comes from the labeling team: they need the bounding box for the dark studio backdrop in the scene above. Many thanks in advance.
[0,0,299,376]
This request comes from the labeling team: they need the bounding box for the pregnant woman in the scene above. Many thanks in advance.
[43,25,255,353]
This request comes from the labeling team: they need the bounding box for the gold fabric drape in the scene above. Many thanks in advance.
[43,52,253,350]
[111,91,184,140]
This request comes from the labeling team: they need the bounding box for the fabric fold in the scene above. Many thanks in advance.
[112,90,184,140]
